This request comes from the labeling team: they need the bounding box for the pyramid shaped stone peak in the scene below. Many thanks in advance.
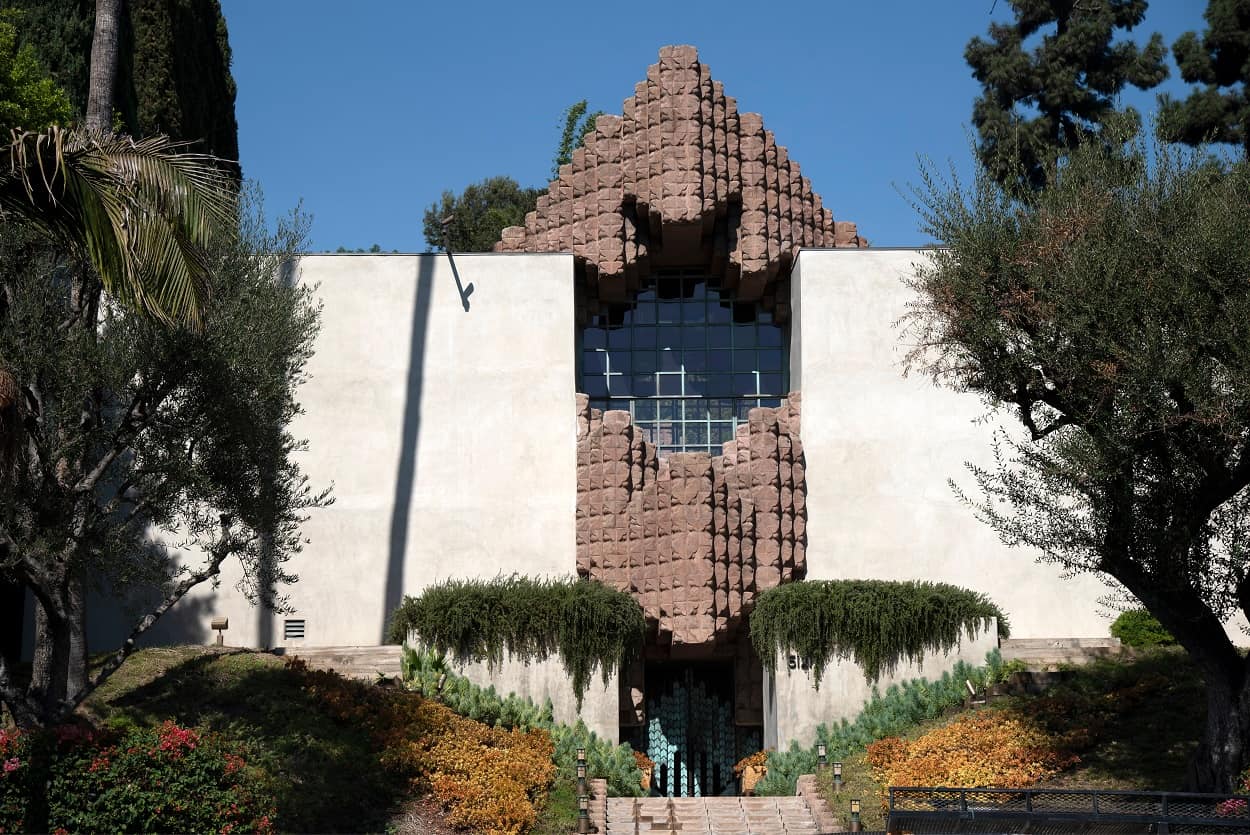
[497,46,866,314]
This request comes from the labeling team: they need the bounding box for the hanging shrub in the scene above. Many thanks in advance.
[386,575,645,707]
[750,579,1009,685]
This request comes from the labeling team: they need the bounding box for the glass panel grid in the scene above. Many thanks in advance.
[583,270,787,455]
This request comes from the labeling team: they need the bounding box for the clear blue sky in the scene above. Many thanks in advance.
[218,1,1205,252]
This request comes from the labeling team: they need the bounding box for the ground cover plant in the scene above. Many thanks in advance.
[1110,608,1177,649]
[388,575,645,707]
[750,580,1008,685]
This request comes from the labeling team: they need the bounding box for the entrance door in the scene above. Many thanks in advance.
[632,661,759,797]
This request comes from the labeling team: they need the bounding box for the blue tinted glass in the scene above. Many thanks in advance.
[657,325,682,349]
[709,399,735,420]
[682,326,705,348]
[632,374,656,397]
[634,400,657,420]
[658,399,680,420]
[734,350,758,372]
[660,351,682,371]
[759,373,783,395]
[683,299,706,323]
[707,301,732,324]
[733,373,758,395]
[758,325,782,347]
[683,350,707,372]
[708,326,733,348]
[758,348,783,371]
[608,352,631,374]
[583,351,606,373]
[658,374,683,395]
[608,375,631,396]
[584,327,607,349]
[658,301,681,324]
[708,350,733,371]
[633,326,657,347]
[710,423,736,445]
[634,351,658,372]
[685,373,708,396]
[586,377,608,397]
[685,424,708,445]
[634,302,656,324]
[608,328,631,349]
[706,375,735,396]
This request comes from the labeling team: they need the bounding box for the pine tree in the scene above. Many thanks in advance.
[966,0,1168,192]
[1159,0,1250,155]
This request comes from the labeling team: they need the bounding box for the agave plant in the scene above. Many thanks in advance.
[0,126,236,330]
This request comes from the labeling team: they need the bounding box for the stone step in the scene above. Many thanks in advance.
[273,645,404,679]
[1000,637,1120,649]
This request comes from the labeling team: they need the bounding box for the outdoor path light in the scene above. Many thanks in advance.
[577,794,591,834]
[850,798,862,832]
[833,760,843,792]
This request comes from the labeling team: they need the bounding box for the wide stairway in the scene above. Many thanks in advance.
[603,796,825,834]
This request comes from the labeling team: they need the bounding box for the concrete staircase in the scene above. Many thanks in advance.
[273,645,404,679]
[1000,637,1124,667]
[602,795,829,834]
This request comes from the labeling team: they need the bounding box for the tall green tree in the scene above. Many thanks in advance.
[552,98,602,180]
[1159,0,1250,155]
[966,0,1168,192]
[422,175,542,253]
[906,135,1250,791]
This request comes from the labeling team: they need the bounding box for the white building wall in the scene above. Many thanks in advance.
[790,248,1111,639]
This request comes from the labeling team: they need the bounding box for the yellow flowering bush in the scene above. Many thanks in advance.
[288,659,555,834]
[867,710,1078,793]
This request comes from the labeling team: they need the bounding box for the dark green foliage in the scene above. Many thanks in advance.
[552,99,603,179]
[0,11,72,132]
[1159,0,1250,155]
[754,650,1007,795]
[421,175,543,252]
[2,0,238,172]
[907,126,1250,790]
[1111,608,1177,648]
[749,580,1008,685]
[966,0,1168,192]
[388,575,645,708]
[401,646,645,796]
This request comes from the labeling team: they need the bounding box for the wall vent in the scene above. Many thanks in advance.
[283,619,305,641]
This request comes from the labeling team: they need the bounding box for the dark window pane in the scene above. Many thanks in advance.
[608,375,630,396]
[758,325,782,347]
[683,300,706,323]
[634,400,657,421]
[656,277,683,299]
[708,326,733,348]
[736,400,756,421]
[608,352,631,374]
[608,327,631,349]
[708,350,733,372]
[658,374,683,395]
[707,301,732,324]
[606,398,630,411]
[658,301,681,324]
[634,326,657,347]
[658,399,680,420]
[637,424,657,445]
[584,327,606,349]
[590,398,609,412]
[660,350,682,372]
[734,350,758,373]
[634,351,658,372]
[657,325,682,349]
[759,374,783,395]
[682,326,706,348]
[733,373,758,395]
[710,422,736,445]
[758,347,783,372]
[708,399,735,420]
[683,350,707,372]
[655,424,678,446]
[733,303,755,324]
[637,289,656,304]
[706,375,735,396]
[758,309,773,325]
[685,424,708,445]
[685,373,708,396]
[585,377,608,397]
[583,351,606,373]
[632,374,656,397]
[633,302,656,324]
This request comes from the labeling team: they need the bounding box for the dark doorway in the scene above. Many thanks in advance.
[626,661,762,797]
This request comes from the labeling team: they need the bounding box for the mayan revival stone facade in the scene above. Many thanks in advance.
[575,392,806,649]
[497,45,866,320]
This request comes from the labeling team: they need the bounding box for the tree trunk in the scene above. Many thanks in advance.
[86,0,124,133]
[29,589,69,721]
[1189,668,1250,792]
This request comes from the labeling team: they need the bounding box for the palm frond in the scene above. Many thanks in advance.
[0,126,236,329]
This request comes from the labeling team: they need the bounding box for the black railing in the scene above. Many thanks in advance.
[887,786,1250,833]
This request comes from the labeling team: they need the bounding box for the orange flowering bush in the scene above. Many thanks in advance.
[289,659,555,834]
[867,710,1078,794]
[733,750,770,776]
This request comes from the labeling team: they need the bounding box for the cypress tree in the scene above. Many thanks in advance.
[966,0,1168,192]
[1159,0,1250,156]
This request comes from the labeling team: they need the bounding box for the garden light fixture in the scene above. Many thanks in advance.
[833,760,843,791]
[577,794,591,834]
[850,798,862,832]
[817,742,827,770]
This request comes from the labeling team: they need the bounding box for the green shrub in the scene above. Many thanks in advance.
[750,579,1009,685]
[755,650,1005,796]
[387,575,645,708]
[1110,608,1176,648]
[0,722,276,833]
[401,646,645,797]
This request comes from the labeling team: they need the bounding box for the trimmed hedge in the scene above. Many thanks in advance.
[387,575,645,707]
[750,579,1009,684]
[1110,608,1176,648]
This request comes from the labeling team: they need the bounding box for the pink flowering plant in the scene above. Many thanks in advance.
[0,721,275,833]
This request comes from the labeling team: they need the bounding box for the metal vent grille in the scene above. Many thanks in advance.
[283,619,305,640]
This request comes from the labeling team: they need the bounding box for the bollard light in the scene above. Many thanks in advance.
[577,794,591,834]
[817,742,827,770]
[833,761,843,792]
[577,762,588,797]
[850,798,862,832]
[577,746,587,763]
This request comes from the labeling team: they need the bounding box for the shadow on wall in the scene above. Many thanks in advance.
[382,256,438,641]
[86,576,216,652]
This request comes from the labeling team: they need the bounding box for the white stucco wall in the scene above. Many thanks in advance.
[91,253,580,651]
[764,620,1000,749]
[790,248,1111,639]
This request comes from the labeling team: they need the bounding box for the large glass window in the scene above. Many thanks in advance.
[582,270,787,455]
